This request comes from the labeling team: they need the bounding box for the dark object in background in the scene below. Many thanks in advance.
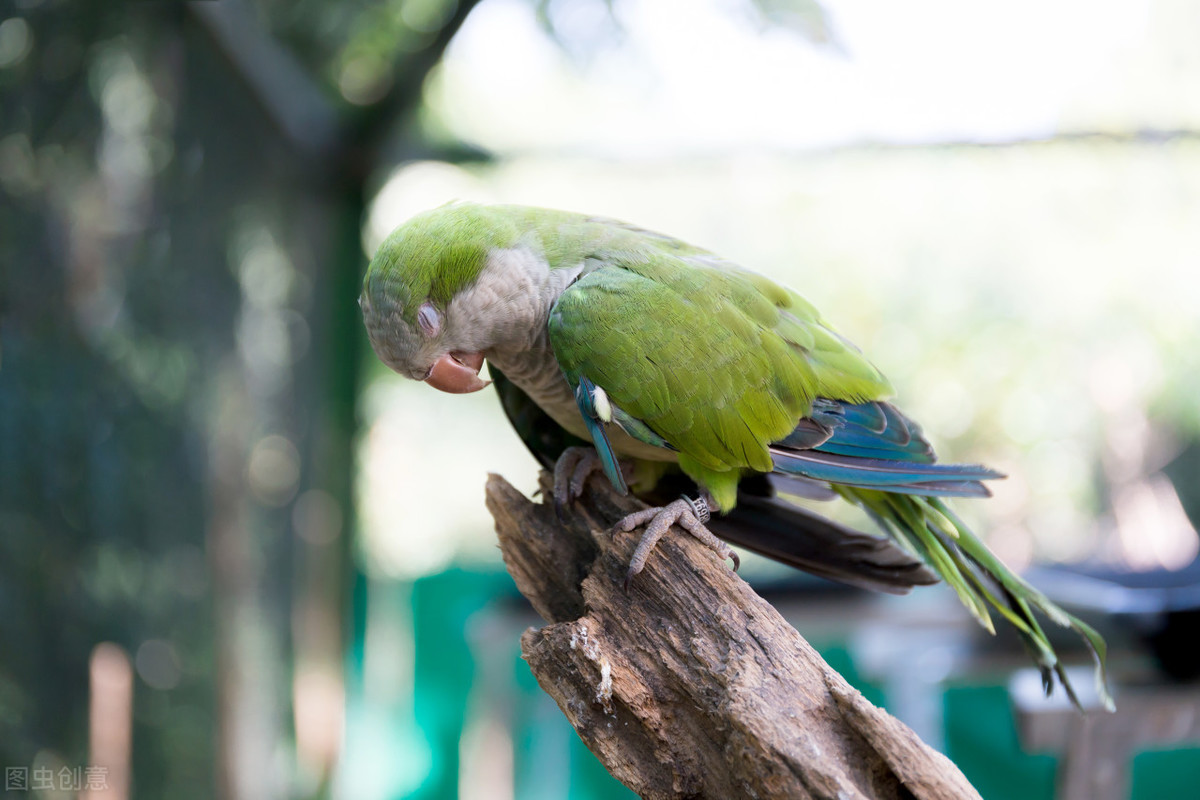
[1027,558,1200,681]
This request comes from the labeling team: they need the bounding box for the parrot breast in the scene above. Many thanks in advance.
[487,341,677,463]
[468,247,677,464]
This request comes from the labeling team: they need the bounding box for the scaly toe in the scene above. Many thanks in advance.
[569,456,597,500]
[614,507,659,534]
[616,496,739,587]
[552,446,591,517]
[552,446,628,518]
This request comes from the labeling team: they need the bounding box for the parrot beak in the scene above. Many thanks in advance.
[424,351,490,394]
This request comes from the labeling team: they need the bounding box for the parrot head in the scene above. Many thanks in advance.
[360,203,530,394]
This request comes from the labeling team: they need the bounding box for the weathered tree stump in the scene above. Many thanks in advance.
[486,472,982,800]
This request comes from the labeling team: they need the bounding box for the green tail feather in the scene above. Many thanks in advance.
[838,488,1115,712]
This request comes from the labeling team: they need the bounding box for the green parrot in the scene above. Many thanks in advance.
[360,201,1112,711]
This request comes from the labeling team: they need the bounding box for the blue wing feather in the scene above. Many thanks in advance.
[573,376,629,494]
[770,398,1002,497]
[828,400,889,433]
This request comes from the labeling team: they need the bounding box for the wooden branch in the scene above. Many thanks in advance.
[486,472,982,800]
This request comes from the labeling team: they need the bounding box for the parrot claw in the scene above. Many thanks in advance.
[552,446,632,518]
[552,446,600,518]
[615,496,737,586]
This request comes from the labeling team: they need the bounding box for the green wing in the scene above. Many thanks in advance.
[548,251,892,504]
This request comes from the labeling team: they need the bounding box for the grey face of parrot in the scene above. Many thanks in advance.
[359,243,579,395]
[359,280,491,393]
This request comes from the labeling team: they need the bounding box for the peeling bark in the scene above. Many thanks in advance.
[486,472,981,800]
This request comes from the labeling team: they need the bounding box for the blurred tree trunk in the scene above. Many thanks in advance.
[186,2,485,797]
[0,1,482,798]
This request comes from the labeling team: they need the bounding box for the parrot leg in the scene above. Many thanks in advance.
[616,496,740,590]
[552,446,631,517]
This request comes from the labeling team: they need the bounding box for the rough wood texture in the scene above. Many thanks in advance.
[486,472,982,800]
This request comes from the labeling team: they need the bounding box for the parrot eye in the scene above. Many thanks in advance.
[416,302,442,336]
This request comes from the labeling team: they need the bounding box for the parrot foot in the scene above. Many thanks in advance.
[615,495,739,590]
[552,446,628,519]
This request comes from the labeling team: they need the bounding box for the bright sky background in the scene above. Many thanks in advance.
[433,0,1158,155]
